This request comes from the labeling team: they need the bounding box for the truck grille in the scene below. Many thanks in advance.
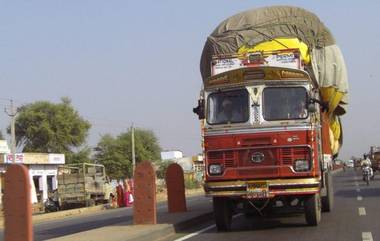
[238,148,278,166]
[207,151,236,167]
[238,167,278,177]
[208,146,310,168]
[281,148,293,165]
[280,147,310,166]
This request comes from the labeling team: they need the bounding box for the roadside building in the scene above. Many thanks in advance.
[192,154,205,173]
[0,141,65,203]
[161,150,183,161]
[0,140,10,205]
[160,150,205,181]
[174,156,194,172]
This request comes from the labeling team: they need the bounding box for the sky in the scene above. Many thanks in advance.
[0,1,379,160]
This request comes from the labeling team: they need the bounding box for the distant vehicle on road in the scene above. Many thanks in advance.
[335,159,342,166]
[346,160,354,168]
[57,163,114,209]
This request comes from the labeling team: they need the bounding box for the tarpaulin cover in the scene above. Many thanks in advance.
[200,6,348,155]
[200,5,348,115]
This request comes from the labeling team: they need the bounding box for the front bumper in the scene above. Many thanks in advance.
[204,177,320,198]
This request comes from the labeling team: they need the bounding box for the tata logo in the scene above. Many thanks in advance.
[251,152,265,163]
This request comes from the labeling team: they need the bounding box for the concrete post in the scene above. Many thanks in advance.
[133,161,156,224]
[4,164,33,241]
[165,163,187,213]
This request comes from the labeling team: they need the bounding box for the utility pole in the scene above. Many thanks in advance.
[131,123,136,175]
[4,99,18,163]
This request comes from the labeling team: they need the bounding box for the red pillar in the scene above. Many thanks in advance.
[4,164,33,241]
[133,161,156,224]
[165,163,187,213]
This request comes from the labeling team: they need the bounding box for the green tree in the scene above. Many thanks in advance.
[94,128,161,179]
[94,134,131,179]
[11,97,91,163]
[156,159,173,179]
[66,146,92,164]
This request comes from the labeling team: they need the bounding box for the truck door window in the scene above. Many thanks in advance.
[263,87,308,121]
[207,89,249,125]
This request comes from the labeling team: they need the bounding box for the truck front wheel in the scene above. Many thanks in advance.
[213,197,232,231]
[304,193,321,226]
[322,172,334,212]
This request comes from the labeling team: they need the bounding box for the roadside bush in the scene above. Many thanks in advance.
[185,178,201,189]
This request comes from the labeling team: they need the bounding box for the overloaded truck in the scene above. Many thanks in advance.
[57,163,114,209]
[369,146,380,172]
[193,6,348,230]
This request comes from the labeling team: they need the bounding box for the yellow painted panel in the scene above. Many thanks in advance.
[238,38,311,64]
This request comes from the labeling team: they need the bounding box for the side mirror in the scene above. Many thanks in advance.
[307,103,317,113]
[193,99,205,120]
[308,97,328,112]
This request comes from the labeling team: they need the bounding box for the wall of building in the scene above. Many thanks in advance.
[0,153,65,204]
[29,164,59,202]
[161,150,183,160]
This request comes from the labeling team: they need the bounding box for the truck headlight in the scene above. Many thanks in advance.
[209,164,223,175]
[294,159,310,172]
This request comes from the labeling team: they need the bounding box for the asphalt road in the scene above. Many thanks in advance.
[0,195,209,241]
[170,169,380,241]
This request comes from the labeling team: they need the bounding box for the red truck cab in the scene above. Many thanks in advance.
[194,50,334,231]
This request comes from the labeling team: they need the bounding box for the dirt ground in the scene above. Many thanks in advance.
[156,187,204,202]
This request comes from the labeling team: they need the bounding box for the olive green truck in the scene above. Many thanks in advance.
[57,163,114,209]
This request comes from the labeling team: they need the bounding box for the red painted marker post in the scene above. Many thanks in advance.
[4,164,33,241]
[165,163,187,213]
[133,161,157,224]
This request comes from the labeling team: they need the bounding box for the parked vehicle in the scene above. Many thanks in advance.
[346,160,354,168]
[44,197,59,212]
[57,163,114,209]
[193,6,348,230]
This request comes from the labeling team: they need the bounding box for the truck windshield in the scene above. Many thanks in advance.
[207,89,249,125]
[263,87,308,121]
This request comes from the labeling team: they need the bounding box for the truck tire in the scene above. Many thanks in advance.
[322,172,334,212]
[213,197,232,231]
[304,193,321,226]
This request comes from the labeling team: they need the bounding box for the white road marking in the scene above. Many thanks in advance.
[173,213,242,241]
[357,196,363,201]
[362,232,373,241]
[355,182,359,186]
[356,188,361,192]
[358,207,366,216]
[173,223,215,241]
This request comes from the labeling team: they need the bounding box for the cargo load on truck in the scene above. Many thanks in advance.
[200,6,348,156]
